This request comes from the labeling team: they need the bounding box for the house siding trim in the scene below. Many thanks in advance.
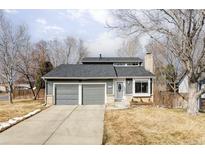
[43,76,155,80]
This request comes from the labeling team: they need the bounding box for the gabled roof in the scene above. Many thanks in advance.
[43,64,116,79]
[114,66,154,77]
[43,64,154,79]
[82,57,143,63]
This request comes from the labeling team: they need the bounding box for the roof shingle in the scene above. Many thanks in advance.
[43,64,116,78]
[82,57,143,63]
[114,66,154,77]
[43,64,154,79]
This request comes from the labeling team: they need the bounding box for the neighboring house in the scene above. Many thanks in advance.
[14,84,31,90]
[178,75,189,93]
[0,84,7,92]
[42,53,155,106]
[0,82,32,93]
[178,74,205,110]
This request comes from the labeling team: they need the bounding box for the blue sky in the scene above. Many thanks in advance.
[4,9,124,56]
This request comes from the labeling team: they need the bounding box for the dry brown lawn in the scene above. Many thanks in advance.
[103,107,205,145]
[0,99,45,122]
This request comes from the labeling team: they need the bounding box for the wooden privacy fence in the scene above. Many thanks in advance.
[153,90,188,109]
[13,89,45,99]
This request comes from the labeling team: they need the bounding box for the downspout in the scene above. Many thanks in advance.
[198,80,201,111]
[42,77,47,106]
[113,66,118,100]
[113,66,118,77]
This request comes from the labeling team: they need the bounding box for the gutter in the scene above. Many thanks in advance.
[42,76,155,80]
[113,66,118,77]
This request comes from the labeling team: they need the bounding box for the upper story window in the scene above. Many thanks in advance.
[113,62,143,66]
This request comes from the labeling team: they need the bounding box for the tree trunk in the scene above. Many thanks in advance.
[8,84,13,104]
[34,80,42,100]
[25,75,36,100]
[187,83,199,115]
[34,87,41,100]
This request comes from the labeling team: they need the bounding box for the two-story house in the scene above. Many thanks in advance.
[42,53,155,106]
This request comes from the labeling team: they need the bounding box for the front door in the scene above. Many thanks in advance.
[116,82,123,100]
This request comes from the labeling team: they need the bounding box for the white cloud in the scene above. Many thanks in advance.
[88,10,114,25]
[62,9,113,26]
[35,18,65,39]
[65,10,86,19]
[86,31,123,57]
[4,9,18,14]
[45,25,64,31]
[36,18,47,25]
[61,10,89,26]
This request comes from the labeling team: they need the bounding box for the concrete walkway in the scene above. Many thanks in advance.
[0,105,105,145]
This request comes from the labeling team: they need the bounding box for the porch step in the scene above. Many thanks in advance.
[130,97,153,107]
[200,100,205,110]
[132,97,152,103]
[200,105,205,110]
[130,101,153,106]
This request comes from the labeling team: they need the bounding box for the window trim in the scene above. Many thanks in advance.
[132,78,151,97]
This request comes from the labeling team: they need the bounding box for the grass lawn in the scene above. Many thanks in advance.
[0,99,46,122]
[103,107,205,145]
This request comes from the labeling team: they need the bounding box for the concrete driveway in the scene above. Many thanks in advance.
[0,105,105,145]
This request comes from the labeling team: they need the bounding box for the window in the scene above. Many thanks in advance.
[118,83,122,92]
[113,62,143,66]
[135,81,149,93]
[135,82,141,93]
[141,82,148,93]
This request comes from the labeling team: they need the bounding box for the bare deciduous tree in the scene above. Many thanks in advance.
[110,9,205,115]
[146,40,185,93]
[64,36,77,64]
[16,37,37,99]
[0,12,29,103]
[118,38,142,57]
[48,39,64,67]
[76,39,89,64]
[32,40,49,95]
[48,38,89,66]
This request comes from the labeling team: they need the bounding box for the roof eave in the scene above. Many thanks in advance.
[43,75,155,80]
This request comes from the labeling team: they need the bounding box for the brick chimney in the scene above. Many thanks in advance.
[144,52,154,73]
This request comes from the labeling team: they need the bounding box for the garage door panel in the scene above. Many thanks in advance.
[56,95,78,100]
[55,84,79,105]
[56,89,78,95]
[85,95,104,98]
[83,84,105,105]
[84,99,104,102]
[56,90,78,95]
[56,100,78,105]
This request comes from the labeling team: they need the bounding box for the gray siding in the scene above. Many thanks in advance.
[106,80,113,95]
[47,81,53,95]
[55,84,79,105]
[82,84,105,105]
[46,79,113,95]
[126,79,133,94]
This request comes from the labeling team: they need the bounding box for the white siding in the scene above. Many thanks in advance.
[179,75,189,93]
[0,86,6,92]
